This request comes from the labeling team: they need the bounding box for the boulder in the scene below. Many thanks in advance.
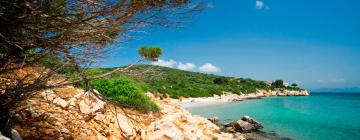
[145,92,154,98]
[208,116,220,124]
[79,100,92,114]
[52,97,68,108]
[225,116,263,133]
[241,116,263,129]
[225,120,255,133]
[116,114,135,137]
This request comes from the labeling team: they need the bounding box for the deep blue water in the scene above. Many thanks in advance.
[186,93,360,140]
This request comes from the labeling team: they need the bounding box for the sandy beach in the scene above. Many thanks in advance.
[178,90,310,108]
[177,93,263,108]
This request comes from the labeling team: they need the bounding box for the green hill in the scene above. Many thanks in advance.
[83,65,303,98]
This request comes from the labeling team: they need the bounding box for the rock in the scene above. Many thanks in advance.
[225,116,263,133]
[79,100,92,114]
[52,97,68,108]
[225,120,255,133]
[208,116,220,124]
[25,107,41,118]
[84,91,106,113]
[41,90,57,101]
[224,126,236,133]
[145,92,154,98]
[94,114,106,122]
[241,116,263,129]
[116,114,135,137]
[11,129,23,140]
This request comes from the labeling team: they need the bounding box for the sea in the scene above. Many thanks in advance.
[185,93,360,140]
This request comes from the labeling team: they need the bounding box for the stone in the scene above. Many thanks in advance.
[208,116,220,124]
[241,116,263,129]
[116,114,135,137]
[25,107,41,118]
[52,97,68,108]
[224,116,263,133]
[145,92,154,98]
[41,90,57,101]
[225,120,255,133]
[81,91,106,113]
[94,114,106,124]
[225,126,236,133]
[79,100,91,114]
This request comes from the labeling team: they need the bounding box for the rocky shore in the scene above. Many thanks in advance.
[3,86,243,140]
[2,86,309,140]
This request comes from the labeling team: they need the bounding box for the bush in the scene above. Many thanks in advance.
[272,80,285,88]
[213,77,229,85]
[91,78,159,112]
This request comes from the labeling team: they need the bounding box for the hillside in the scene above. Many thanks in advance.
[84,65,303,98]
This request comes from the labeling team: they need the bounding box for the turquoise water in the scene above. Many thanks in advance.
[186,93,360,140]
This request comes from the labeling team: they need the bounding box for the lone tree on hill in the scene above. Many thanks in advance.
[138,46,162,61]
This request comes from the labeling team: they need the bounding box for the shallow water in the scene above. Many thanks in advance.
[186,93,360,140]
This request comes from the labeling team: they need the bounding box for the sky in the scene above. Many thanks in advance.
[102,0,360,90]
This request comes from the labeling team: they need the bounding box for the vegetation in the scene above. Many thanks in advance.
[1,0,202,135]
[272,80,285,88]
[91,78,158,112]
[82,65,304,99]
[138,46,163,61]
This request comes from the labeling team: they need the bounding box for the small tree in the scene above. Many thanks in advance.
[291,83,298,87]
[272,80,284,88]
[213,77,229,85]
[138,46,162,61]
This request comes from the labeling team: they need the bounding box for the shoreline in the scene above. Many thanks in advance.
[176,90,310,140]
[178,90,310,108]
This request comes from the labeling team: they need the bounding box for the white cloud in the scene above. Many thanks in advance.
[151,59,176,68]
[177,62,196,71]
[256,0,265,9]
[199,63,221,73]
[152,59,221,73]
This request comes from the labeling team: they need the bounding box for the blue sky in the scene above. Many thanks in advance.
[103,0,360,89]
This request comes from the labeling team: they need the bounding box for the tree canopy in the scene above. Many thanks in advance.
[272,80,285,88]
[138,46,162,61]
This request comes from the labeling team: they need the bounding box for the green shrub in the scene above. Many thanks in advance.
[213,77,229,85]
[272,80,285,88]
[91,78,159,112]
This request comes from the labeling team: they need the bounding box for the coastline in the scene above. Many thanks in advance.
[178,90,310,108]
[5,86,309,140]
[176,90,310,140]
